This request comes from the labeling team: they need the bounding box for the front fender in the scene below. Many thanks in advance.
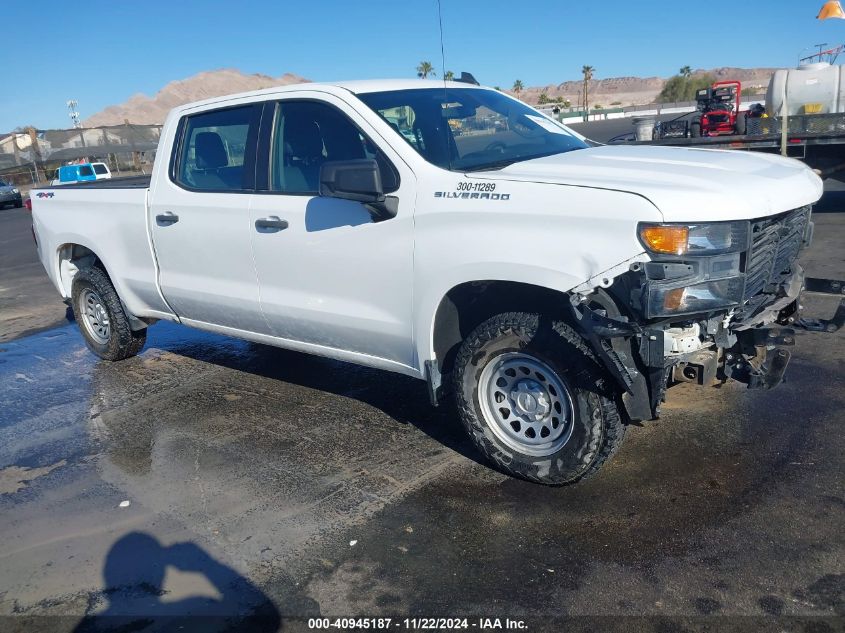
[411,180,663,373]
[414,264,582,374]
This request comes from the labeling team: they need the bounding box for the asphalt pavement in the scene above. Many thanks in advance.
[0,208,70,342]
[569,113,690,144]
[0,182,843,632]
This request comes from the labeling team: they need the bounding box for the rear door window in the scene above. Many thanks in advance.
[174,104,260,192]
[269,100,399,195]
[79,165,94,177]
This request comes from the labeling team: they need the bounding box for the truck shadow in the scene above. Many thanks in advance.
[73,532,281,632]
[91,321,486,470]
[199,336,483,466]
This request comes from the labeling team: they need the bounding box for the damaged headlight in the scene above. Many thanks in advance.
[638,221,749,256]
[647,277,745,317]
[637,221,750,317]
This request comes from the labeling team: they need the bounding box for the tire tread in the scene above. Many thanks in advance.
[452,311,625,485]
[72,266,146,361]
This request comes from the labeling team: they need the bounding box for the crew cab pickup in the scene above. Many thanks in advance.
[31,79,845,485]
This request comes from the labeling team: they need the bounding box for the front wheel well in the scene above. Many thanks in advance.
[431,281,574,382]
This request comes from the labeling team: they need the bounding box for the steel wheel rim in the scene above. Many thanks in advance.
[79,288,111,345]
[478,352,574,457]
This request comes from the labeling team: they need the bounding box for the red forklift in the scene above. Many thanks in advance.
[690,80,745,137]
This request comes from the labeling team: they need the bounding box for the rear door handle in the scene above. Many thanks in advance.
[156,211,179,226]
[255,216,289,232]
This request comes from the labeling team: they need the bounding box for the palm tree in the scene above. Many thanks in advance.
[444,70,455,81]
[512,79,524,100]
[582,65,595,118]
[680,65,692,79]
[417,61,435,79]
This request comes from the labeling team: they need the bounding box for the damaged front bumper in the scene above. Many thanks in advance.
[568,270,845,423]
[722,275,845,390]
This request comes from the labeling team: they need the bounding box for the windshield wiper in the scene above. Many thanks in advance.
[461,148,581,173]
[463,158,521,172]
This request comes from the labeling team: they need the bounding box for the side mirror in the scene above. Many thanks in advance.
[319,159,384,204]
[319,159,397,221]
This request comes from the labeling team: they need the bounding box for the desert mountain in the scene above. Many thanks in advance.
[83,67,779,127]
[83,69,309,127]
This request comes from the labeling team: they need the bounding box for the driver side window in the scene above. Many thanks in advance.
[270,100,399,195]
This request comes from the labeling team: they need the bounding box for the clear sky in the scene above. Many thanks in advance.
[2,0,844,130]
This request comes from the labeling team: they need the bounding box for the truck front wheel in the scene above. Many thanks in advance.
[71,267,146,361]
[452,312,626,485]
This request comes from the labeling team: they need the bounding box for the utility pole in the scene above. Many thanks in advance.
[68,99,86,152]
[27,127,42,183]
[67,100,81,128]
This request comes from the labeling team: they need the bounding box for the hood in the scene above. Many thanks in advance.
[0,184,16,193]
[473,145,824,222]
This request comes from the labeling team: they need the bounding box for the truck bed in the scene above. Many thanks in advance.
[31,174,171,320]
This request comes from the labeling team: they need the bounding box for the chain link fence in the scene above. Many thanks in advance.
[0,124,162,192]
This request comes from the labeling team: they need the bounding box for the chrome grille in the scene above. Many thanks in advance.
[744,207,811,300]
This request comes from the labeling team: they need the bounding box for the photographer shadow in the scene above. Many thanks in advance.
[74,532,281,632]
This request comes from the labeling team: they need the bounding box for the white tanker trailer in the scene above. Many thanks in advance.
[767,62,845,116]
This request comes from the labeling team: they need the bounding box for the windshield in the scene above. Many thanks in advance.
[93,163,108,174]
[358,87,588,172]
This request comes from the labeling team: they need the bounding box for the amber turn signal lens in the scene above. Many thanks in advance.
[662,287,686,311]
[639,225,689,255]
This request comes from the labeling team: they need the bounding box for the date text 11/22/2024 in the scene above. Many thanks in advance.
[307,617,528,630]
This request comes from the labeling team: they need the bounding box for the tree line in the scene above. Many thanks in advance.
[657,66,715,102]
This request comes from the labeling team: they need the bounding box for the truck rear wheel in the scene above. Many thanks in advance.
[690,121,702,138]
[452,312,626,485]
[71,266,146,361]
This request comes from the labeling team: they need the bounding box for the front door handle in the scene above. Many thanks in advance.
[255,216,289,232]
[156,211,179,226]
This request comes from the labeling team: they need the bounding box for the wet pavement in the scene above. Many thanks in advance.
[0,207,71,342]
[0,211,842,632]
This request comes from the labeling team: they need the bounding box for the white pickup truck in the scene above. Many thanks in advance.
[31,78,845,485]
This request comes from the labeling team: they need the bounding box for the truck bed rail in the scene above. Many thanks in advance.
[39,175,152,190]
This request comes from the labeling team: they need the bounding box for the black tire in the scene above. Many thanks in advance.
[14,199,22,208]
[453,312,626,485]
[690,122,702,138]
[71,266,146,361]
